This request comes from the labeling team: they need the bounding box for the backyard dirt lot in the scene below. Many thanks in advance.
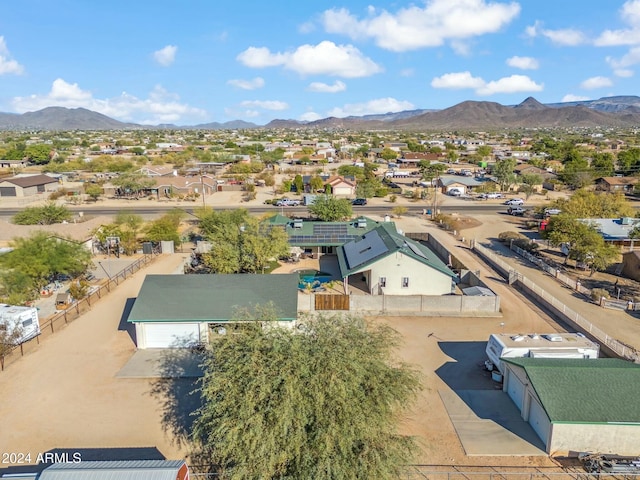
[0,249,567,472]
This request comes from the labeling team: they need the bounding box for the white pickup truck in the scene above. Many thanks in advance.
[275,198,301,207]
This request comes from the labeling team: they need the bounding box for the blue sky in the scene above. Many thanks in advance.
[0,0,639,126]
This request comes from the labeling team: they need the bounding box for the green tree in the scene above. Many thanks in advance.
[309,176,324,192]
[144,211,184,245]
[25,144,52,164]
[492,158,517,191]
[519,173,543,199]
[0,232,92,301]
[12,202,72,225]
[591,152,615,177]
[308,195,353,221]
[294,174,304,194]
[380,147,399,162]
[198,210,290,274]
[418,161,446,183]
[111,173,155,196]
[476,145,492,161]
[192,314,421,480]
[84,184,103,202]
[549,190,634,218]
[355,179,380,199]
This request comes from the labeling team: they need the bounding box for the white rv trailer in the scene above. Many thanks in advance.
[0,304,40,345]
[486,333,600,375]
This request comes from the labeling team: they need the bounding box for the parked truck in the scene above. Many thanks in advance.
[485,332,600,375]
[0,303,41,345]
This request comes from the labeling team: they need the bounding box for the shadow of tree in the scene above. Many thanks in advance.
[148,348,204,452]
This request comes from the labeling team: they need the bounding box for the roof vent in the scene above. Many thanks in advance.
[511,335,525,342]
[356,218,367,228]
[293,219,303,229]
[543,334,563,342]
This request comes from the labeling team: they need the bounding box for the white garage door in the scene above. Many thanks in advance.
[144,323,200,348]
[528,396,551,447]
[506,373,526,410]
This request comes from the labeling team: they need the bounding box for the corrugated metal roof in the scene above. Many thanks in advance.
[39,460,185,480]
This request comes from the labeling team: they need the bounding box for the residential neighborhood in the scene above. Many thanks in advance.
[1,125,640,477]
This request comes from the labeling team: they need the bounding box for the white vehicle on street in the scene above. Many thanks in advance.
[505,198,524,206]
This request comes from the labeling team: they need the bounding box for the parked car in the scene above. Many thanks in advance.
[544,208,562,216]
[446,168,456,174]
[508,206,526,216]
[479,192,504,199]
[505,198,524,205]
[275,198,301,207]
[351,198,367,206]
[448,188,463,196]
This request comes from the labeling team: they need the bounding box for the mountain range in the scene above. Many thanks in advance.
[0,96,639,131]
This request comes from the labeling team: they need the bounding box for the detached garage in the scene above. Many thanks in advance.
[127,274,299,349]
[503,358,640,456]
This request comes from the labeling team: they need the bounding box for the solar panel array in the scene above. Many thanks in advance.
[343,230,389,269]
[289,223,358,245]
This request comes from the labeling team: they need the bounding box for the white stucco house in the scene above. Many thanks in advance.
[336,223,457,295]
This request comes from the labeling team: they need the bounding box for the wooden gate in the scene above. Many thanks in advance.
[315,294,350,310]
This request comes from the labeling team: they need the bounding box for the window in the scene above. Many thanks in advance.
[379,277,386,288]
[402,277,409,288]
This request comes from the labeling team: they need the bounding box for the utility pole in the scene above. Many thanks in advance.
[200,170,206,208]
[432,174,439,219]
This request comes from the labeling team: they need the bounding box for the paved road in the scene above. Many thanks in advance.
[0,203,508,218]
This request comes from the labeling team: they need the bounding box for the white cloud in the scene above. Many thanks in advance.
[614,68,634,77]
[0,36,25,75]
[506,55,539,70]
[477,75,543,95]
[299,111,322,122]
[307,80,347,93]
[595,0,640,46]
[227,77,265,90]
[237,41,382,78]
[320,0,520,52]
[298,21,315,34]
[607,46,640,70]
[153,45,178,67]
[561,94,590,102]
[430,71,486,90]
[431,71,543,95]
[400,68,415,77]
[326,97,415,117]
[239,100,289,111]
[11,79,206,125]
[579,76,613,90]
[525,21,587,46]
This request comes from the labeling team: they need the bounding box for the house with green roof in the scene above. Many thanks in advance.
[502,358,640,456]
[336,222,457,295]
[127,274,298,348]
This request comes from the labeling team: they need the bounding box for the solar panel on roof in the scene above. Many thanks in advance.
[343,230,389,269]
[405,240,428,259]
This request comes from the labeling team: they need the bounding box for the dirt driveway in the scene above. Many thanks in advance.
[0,253,191,467]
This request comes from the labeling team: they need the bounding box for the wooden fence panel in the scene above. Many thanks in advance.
[315,294,350,310]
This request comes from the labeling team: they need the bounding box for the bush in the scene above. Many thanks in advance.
[389,194,397,203]
[498,231,527,243]
[591,288,610,303]
[512,238,539,253]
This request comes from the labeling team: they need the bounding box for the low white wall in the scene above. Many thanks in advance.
[298,293,500,315]
[550,423,640,456]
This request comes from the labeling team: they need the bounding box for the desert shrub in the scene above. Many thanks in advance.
[512,238,539,253]
[498,231,527,243]
[591,288,610,303]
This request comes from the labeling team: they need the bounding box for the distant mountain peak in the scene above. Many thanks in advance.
[515,97,546,110]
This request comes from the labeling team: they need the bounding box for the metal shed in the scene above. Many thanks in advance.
[38,459,189,480]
